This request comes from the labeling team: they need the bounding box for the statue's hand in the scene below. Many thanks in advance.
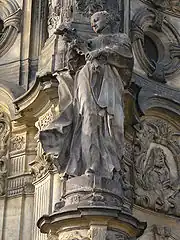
[55,23,77,43]
[86,49,106,62]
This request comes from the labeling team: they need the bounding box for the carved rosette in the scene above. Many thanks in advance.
[131,7,180,83]
[0,0,22,57]
[0,111,11,196]
[134,117,180,216]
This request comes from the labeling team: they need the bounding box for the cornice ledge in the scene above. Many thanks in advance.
[13,73,59,118]
[134,72,180,116]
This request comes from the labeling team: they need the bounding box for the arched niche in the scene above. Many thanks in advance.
[0,0,22,57]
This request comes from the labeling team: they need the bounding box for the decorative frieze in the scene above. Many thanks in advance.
[7,175,34,197]
[9,155,26,176]
[134,117,180,216]
[10,134,26,154]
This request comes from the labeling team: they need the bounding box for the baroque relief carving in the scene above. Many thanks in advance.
[76,0,122,18]
[139,0,180,17]
[131,7,180,83]
[0,111,10,196]
[0,0,22,57]
[58,230,90,240]
[30,107,56,179]
[140,225,179,240]
[10,135,25,152]
[134,118,180,216]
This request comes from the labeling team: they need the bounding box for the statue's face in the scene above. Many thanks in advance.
[91,12,107,33]
[155,149,165,168]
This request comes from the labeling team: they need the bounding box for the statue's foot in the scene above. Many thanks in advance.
[62,173,75,180]
[85,168,95,176]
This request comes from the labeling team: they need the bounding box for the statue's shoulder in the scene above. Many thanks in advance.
[114,33,131,45]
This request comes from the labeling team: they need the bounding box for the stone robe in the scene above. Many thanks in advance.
[40,33,133,179]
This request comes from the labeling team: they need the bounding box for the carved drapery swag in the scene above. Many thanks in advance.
[39,10,134,180]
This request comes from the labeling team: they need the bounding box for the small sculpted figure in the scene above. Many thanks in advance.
[142,147,173,210]
[143,148,170,190]
[40,11,134,179]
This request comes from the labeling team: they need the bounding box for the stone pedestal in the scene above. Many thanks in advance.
[37,175,146,239]
[38,206,146,240]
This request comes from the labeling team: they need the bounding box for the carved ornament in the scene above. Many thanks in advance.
[29,108,56,179]
[10,134,26,152]
[0,111,10,196]
[58,230,90,240]
[134,118,180,216]
[76,0,122,17]
[141,225,180,240]
[0,0,22,57]
[139,0,180,17]
[131,7,180,83]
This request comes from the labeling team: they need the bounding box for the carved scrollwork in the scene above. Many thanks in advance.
[29,108,56,179]
[58,230,90,240]
[0,0,22,57]
[131,7,180,83]
[134,118,180,216]
[0,111,10,196]
[139,0,180,17]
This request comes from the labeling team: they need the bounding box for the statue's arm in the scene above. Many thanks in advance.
[56,23,89,54]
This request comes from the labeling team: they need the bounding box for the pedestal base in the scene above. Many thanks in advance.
[37,175,146,239]
[54,174,132,214]
[37,206,146,240]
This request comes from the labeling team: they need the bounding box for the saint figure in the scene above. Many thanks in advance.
[40,11,134,179]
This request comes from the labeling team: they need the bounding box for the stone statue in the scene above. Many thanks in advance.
[40,11,134,180]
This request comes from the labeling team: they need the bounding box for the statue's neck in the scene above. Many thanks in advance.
[98,25,113,35]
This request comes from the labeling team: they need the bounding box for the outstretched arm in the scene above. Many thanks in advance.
[55,23,89,54]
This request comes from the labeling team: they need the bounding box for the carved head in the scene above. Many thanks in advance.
[148,147,168,169]
[91,11,112,34]
[154,148,166,168]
